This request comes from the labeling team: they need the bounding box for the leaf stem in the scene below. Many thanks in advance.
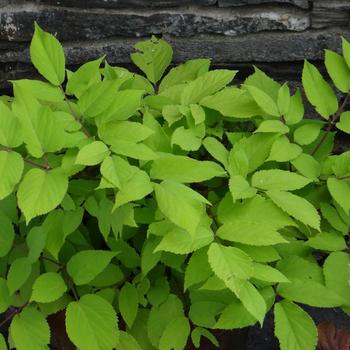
[311,93,350,156]
[59,86,90,138]
[0,303,28,329]
[40,255,63,267]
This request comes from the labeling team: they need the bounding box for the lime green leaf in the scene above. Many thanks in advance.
[100,156,121,189]
[171,126,203,152]
[0,210,15,257]
[191,328,219,348]
[0,334,7,350]
[117,331,142,350]
[342,36,350,68]
[320,202,348,233]
[267,190,320,230]
[277,83,290,116]
[277,279,346,307]
[154,180,209,235]
[237,245,281,263]
[325,49,350,93]
[217,220,287,246]
[30,22,65,85]
[159,58,210,92]
[151,155,226,183]
[324,252,350,304]
[76,141,109,166]
[306,231,346,251]
[267,136,302,162]
[0,278,11,313]
[66,294,119,350]
[190,104,206,125]
[302,60,338,119]
[252,263,289,283]
[119,283,138,328]
[229,175,257,201]
[67,250,116,285]
[0,151,24,200]
[291,154,321,179]
[17,168,68,223]
[274,300,317,350]
[0,101,23,147]
[284,90,304,125]
[99,121,154,145]
[159,316,190,350]
[155,225,213,254]
[245,85,279,117]
[327,177,350,214]
[131,36,173,84]
[202,137,228,168]
[215,300,256,329]
[10,306,50,350]
[184,248,212,290]
[111,140,157,161]
[255,120,289,134]
[141,238,162,277]
[337,111,350,133]
[252,169,311,191]
[31,272,67,303]
[66,57,104,97]
[7,257,32,295]
[182,70,236,105]
[294,122,323,145]
[207,243,253,294]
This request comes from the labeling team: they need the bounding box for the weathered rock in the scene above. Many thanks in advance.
[312,1,350,29]
[0,4,310,42]
[219,0,309,9]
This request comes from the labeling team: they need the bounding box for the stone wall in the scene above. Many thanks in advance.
[0,1,349,93]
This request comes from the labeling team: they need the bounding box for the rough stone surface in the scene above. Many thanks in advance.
[219,0,309,9]
[0,4,310,42]
[312,0,350,29]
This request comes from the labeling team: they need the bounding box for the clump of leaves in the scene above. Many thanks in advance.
[0,22,349,350]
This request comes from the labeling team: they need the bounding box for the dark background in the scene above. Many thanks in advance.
[1,1,350,348]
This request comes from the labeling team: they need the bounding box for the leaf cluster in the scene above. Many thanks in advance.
[0,23,349,350]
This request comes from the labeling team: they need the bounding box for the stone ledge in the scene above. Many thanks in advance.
[218,0,309,9]
[312,0,350,29]
[0,4,310,41]
[1,29,347,66]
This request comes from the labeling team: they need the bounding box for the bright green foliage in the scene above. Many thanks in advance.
[0,24,349,350]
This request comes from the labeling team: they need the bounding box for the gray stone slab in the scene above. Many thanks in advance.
[0,4,310,42]
[312,0,350,28]
[219,0,309,9]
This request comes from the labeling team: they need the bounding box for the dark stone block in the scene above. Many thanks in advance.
[219,0,309,9]
[0,4,309,42]
[312,0,350,29]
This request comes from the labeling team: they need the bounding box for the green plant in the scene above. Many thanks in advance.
[0,22,349,350]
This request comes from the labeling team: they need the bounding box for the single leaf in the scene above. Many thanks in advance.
[76,141,110,166]
[277,83,290,116]
[267,190,320,230]
[327,177,350,214]
[67,250,116,285]
[7,257,32,295]
[306,231,346,251]
[325,49,350,93]
[0,151,24,200]
[202,137,229,168]
[252,263,289,283]
[31,272,67,303]
[151,155,226,183]
[0,101,23,147]
[245,85,279,117]
[294,121,323,145]
[66,294,119,350]
[117,331,142,350]
[252,169,311,191]
[267,136,302,162]
[337,111,350,133]
[158,316,190,350]
[274,300,317,350]
[229,175,257,201]
[302,60,338,119]
[284,90,304,125]
[0,210,15,257]
[30,22,65,85]
[255,120,289,134]
[291,154,321,179]
[119,283,139,328]
[17,168,68,223]
[10,306,50,350]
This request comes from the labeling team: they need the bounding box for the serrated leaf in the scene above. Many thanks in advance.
[229,175,257,201]
[17,168,68,223]
[66,294,119,350]
[10,306,50,350]
[76,141,109,166]
[302,60,338,119]
[151,155,226,183]
[291,154,321,179]
[7,257,32,295]
[159,316,190,350]
[119,282,138,328]
[31,272,67,303]
[0,210,15,257]
[284,89,304,125]
[252,263,289,283]
[182,70,236,105]
[245,85,279,117]
[267,190,320,230]
[325,49,350,93]
[255,120,289,134]
[307,231,346,251]
[131,36,173,84]
[327,177,350,214]
[154,180,209,235]
[67,250,116,285]
[337,111,350,133]
[294,121,323,145]
[277,83,290,116]
[268,136,302,162]
[252,169,311,191]
[274,300,317,350]
[30,22,65,85]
